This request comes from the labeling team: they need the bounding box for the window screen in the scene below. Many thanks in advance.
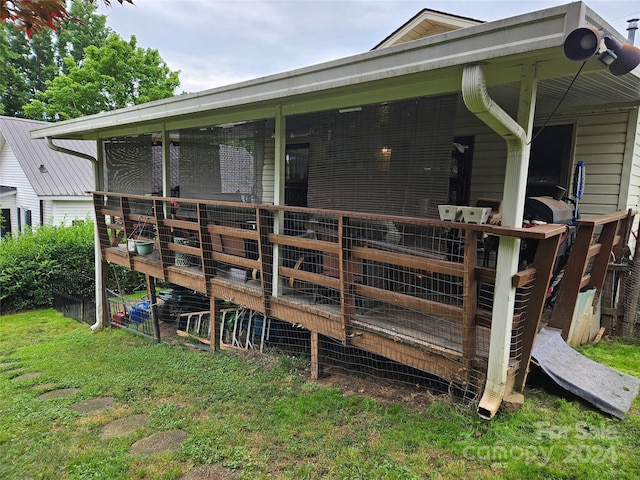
[302,95,457,218]
[179,122,264,201]
[104,134,154,195]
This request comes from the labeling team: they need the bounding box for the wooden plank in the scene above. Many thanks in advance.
[162,218,200,232]
[280,266,341,290]
[586,219,620,306]
[338,216,351,344]
[547,222,596,336]
[354,283,464,322]
[349,327,468,386]
[576,210,631,227]
[208,224,259,241]
[99,207,123,218]
[211,252,259,270]
[310,331,319,380]
[209,281,265,313]
[268,299,344,340]
[514,233,562,391]
[268,232,339,254]
[168,242,201,255]
[351,245,459,277]
[475,266,496,283]
[512,268,536,288]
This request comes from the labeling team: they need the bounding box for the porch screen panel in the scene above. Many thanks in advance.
[179,122,264,201]
[151,142,180,196]
[306,95,456,218]
[104,134,154,194]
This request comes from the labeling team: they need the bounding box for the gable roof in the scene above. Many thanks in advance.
[0,116,95,197]
[372,8,483,50]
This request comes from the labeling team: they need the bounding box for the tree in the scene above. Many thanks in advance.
[56,0,110,71]
[0,0,132,37]
[23,34,180,120]
[0,1,111,117]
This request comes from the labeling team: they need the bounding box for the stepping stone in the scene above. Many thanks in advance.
[37,388,80,400]
[11,372,43,381]
[181,464,240,480]
[32,382,58,391]
[0,361,20,371]
[71,396,115,414]
[100,413,150,438]
[129,429,188,456]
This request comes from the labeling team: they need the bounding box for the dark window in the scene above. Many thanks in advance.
[285,144,310,207]
[528,124,574,197]
[0,209,11,238]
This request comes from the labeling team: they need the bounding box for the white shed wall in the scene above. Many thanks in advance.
[51,199,95,225]
[0,144,40,233]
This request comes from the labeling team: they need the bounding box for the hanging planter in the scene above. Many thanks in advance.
[135,240,154,255]
[126,215,155,256]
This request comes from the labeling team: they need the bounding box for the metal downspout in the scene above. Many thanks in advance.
[46,137,105,332]
[461,64,530,419]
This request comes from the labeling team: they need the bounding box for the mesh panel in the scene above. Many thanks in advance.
[300,95,457,218]
[104,134,154,195]
[179,122,264,201]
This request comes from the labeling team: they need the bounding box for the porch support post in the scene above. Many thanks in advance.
[92,141,108,331]
[272,107,286,297]
[161,128,171,197]
[462,63,536,419]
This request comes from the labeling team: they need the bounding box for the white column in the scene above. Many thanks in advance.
[462,63,537,418]
[271,108,286,297]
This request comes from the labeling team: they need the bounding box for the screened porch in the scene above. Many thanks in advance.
[96,190,569,396]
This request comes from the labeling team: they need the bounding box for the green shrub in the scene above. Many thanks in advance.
[0,221,92,312]
[0,220,155,314]
[0,221,95,313]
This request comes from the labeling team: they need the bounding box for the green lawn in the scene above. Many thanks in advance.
[1,309,638,479]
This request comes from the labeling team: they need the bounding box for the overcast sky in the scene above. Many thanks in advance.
[97,0,640,94]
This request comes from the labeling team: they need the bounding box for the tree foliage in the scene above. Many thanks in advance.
[0,0,180,119]
[0,0,132,37]
[24,34,180,120]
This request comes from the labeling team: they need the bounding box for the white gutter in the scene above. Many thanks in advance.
[46,137,105,332]
[461,64,533,419]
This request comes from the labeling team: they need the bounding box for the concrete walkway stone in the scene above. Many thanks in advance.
[71,396,115,414]
[37,388,80,400]
[100,413,150,438]
[129,429,188,456]
[11,371,43,381]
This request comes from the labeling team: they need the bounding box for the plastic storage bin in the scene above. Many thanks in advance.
[129,301,150,324]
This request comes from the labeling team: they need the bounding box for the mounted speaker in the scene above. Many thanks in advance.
[603,35,640,76]
[563,27,601,61]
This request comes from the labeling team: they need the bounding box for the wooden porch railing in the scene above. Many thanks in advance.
[94,191,569,392]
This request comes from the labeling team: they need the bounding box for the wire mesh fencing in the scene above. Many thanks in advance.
[51,270,96,325]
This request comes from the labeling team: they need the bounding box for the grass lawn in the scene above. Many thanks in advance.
[1,309,639,479]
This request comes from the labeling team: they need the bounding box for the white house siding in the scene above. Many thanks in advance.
[460,110,634,221]
[0,146,40,233]
[51,199,95,225]
[623,111,640,213]
[573,112,630,217]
